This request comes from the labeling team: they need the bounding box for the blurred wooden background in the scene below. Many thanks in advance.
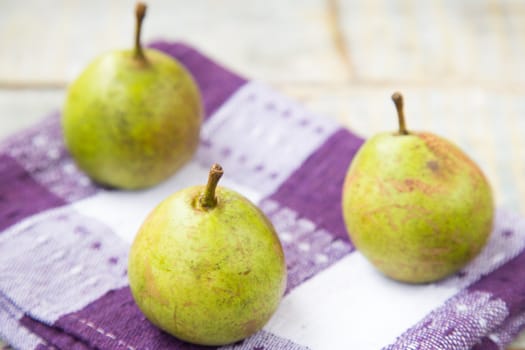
[0,0,524,348]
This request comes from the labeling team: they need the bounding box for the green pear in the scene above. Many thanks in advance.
[62,3,202,189]
[128,164,287,345]
[342,92,494,283]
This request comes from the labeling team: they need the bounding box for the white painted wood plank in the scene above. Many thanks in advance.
[0,0,344,85]
[338,0,525,84]
[0,89,64,138]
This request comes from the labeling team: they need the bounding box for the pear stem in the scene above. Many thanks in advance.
[199,164,224,209]
[391,92,409,135]
[134,2,147,61]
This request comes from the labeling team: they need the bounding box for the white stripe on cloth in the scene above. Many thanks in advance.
[0,206,129,323]
[197,81,340,198]
[71,161,262,244]
[264,252,458,350]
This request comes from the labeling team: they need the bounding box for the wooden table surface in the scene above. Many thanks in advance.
[1,0,524,348]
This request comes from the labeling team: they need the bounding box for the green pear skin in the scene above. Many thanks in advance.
[63,50,202,189]
[128,165,287,345]
[342,94,494,283]
[62,4,202,189]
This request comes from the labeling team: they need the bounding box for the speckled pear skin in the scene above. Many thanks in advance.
[342,131,494,283]
[62,49,202,189]
[128,186,287,346]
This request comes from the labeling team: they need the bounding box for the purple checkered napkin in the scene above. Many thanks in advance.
[1,41,525,350]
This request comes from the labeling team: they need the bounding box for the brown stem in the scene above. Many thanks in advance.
[391,92,409,135]
[199,164,224,209]
[134,2,147,61]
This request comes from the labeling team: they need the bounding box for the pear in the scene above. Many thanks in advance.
[342,92,494,283]
[128,164,287,345]
[62,3,202,189]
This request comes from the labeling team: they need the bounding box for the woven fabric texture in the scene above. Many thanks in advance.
[1,42,524,350]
